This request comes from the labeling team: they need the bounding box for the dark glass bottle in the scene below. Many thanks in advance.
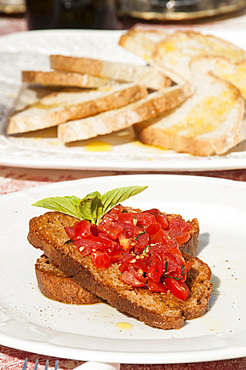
[25,0,117,30]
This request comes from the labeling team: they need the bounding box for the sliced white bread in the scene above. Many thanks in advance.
[7,83,147,134]
[50,54,171,91]
[22,70,118,88]
[152,30,246,81]
[118,28,168,61]
[58,82,192,143]
[134,67,246,156]
[189,55,246,102]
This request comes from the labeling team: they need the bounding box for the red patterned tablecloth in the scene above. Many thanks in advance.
[1,9,246,370]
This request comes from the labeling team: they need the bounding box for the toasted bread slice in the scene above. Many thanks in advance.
[35,254,102,304]
[190,55,246,102]
[27,211,212,330]
[7,83,147,134]
[22,70,119,89]
[50,54,171,91]
[119,28,167,61]
[135,66,246,156]
[58,82,192,143]
[152,30,246,81]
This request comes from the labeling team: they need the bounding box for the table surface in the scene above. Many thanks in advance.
[1,7,246,369]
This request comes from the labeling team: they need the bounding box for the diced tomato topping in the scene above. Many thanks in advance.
[118,253,133,273]
[74,220,93,239]
[128,265,147,284]
[148,278,167,293]
[64,225,75,240]
[118,233,131,251]
[137,212,156,227]
[145,222,161,236]
[155,214,169,229]
[145,208,161,216]
[147,249,163,283]
[134,232,149,253]
[65,205,194,300]
[99,219,125,239]
[92,250,111,269]
[164,278,190,301]
[115,212,134,224]
[175,232,191,245]
[121,270,146,287]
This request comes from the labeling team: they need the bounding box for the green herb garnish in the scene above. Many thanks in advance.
[32,185,148,225]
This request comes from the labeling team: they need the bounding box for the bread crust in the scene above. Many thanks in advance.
[27,211,212,330]
[50,54,171,91]
[22,70,117,89]
[7,83,147,134]
[35,254,102,304]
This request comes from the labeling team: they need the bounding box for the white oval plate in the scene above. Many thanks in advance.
[0,29,246,171]
[0,174,246,363]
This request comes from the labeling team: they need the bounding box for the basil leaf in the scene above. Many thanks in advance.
[32,196,81,219]
[101,186,148,215]
[32,185,148,224]
[78,193,103,224]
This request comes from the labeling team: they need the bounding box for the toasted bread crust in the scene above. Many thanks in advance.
[8,83,147,134]
[22,70,117,89]
[28,211,211,330]
[50,54,171,90]
[35,254,102,304]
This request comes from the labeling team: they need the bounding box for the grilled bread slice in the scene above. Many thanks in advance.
[22,70,119,89]
[189,55,246,102]
[118,28,167,61]
[135,66,246,156]
[34,205,199,306]
[152,30,246,81]
[35,254,102,304]
[27,211,212,330]
[50,54,171,91]
[58,82,192,143]
[7,83,147,134]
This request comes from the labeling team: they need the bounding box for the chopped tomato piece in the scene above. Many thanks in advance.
[175,232,191,245]
[115,212,134,224]
[107,242,123,263]
[75,236,111,254]
[130,255,149,274]
[92,250,111,269]
[128,265,147,283]
[122,222,142,238]
[64,225,75,240]
[74,220,93,239]
[145,208,161,216]
[118,253,133,273]
[145,222,161,235]
[164,278,190,300]
[121,270,145,287]
[148,278,167,293]
[137,212,156,227]
[155,214,169,229]
[99,219,124,239]
[134,232,149,253]
[147,249,163,283]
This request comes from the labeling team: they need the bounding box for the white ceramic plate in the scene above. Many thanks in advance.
[0,29,246,171]
[0,174,246,363]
